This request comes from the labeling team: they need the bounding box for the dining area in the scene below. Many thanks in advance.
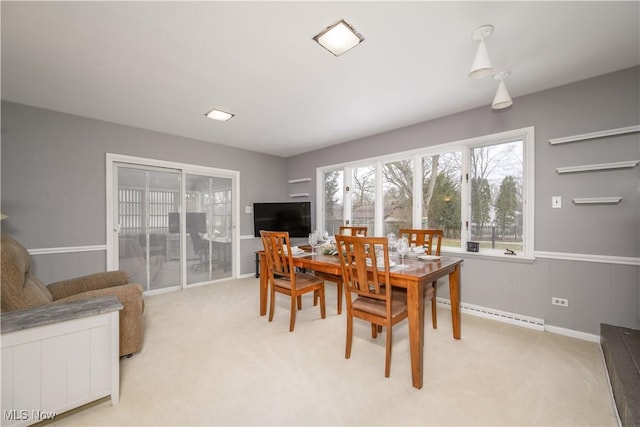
[257,227,463,389]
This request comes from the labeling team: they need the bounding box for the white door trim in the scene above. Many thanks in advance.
[106,153,240,283]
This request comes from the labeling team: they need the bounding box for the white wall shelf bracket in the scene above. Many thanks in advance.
[572,197,622,205]
[556,160,639,174]
[549,125,640,145]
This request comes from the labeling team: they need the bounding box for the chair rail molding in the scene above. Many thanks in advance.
[534,251,640,266]
[28,244,107,256]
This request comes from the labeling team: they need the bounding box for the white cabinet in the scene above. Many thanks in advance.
[1,297,122,426]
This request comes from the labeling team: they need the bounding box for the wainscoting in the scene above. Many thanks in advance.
[435,252,639,337]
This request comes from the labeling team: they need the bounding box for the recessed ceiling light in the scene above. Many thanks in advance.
[205,109,234,122]
[313,19,364,56]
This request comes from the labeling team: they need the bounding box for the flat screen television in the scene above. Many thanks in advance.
[253,202,311,238]
[168,212,207,234]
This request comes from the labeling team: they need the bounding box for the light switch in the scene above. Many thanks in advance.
[245,205,253,214]
[552,196,562,209]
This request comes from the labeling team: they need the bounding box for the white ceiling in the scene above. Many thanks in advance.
[2,1,639,158]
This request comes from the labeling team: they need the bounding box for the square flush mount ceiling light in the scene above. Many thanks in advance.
[313,19,364,56]
[205,109,234,122]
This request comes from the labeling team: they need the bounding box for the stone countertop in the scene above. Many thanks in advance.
[1,296,123,334]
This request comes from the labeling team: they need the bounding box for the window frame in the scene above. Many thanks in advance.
[317,126,535,260]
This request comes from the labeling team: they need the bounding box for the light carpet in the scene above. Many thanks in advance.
[47,277,618,426]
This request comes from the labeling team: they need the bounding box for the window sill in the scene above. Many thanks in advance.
[441,247,535,264]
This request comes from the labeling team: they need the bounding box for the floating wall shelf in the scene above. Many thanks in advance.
[287,177,311,184]
[549,125,639,145]
[572,197,622,205]
[288,193,310,198]
[556,160,639,174]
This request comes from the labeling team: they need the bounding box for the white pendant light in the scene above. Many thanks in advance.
[492,70,513,110]
[468,25,494,79]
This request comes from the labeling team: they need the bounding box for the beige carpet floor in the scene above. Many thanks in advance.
[47,277,618,426]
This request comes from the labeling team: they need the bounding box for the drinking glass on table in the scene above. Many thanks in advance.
[397,236,409,269]
[386,232,397,253]
[308,231,318,255]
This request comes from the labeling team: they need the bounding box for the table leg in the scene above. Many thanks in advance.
[449,264,461,339]
[407,281,425,389]
[259,253,268,316]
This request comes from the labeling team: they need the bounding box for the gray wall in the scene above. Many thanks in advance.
[286,67,640,335]
[1,102,287,278]
[2,68,638,336]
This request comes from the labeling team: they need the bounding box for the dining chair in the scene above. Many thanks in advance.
[398,228,443,328]
[339,225,368,236]
[312,226,367,314]
[335,234,407,378]
[260,230,326,332]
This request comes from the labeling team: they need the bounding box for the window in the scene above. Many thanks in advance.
[351,165,376,230]
[317,127,534,259]
[383,159,413,235]
[322,169,344,235]
[421,151,462,251]
[470,140,524,252]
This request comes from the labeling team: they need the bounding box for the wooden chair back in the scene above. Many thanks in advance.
[339,226,368,236]
[259,230,295,284]
[398,229,443,255]
[335,235,390,304]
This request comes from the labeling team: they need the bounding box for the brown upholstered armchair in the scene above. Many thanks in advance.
[1,234,144,357]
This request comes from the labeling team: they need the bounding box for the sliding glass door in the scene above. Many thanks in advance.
[115,165,181,292]
[110,156,237,293]
[185,173,233,285]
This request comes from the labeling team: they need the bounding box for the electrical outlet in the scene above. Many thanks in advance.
[552,196,562,209]
[552,297,568,307]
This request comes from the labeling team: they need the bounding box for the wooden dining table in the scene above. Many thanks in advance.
[257,250,463,389]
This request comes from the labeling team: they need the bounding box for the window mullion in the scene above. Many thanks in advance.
[460,146,471,251]
[413,154,423,228]
[344,166,353,225]
[375,162,384,236]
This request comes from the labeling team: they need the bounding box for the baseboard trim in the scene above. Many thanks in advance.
[436,298,545,331]
[436,298,603,342]
[544,324,600,343]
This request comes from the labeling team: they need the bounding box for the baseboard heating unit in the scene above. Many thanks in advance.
[436,298,545,331]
